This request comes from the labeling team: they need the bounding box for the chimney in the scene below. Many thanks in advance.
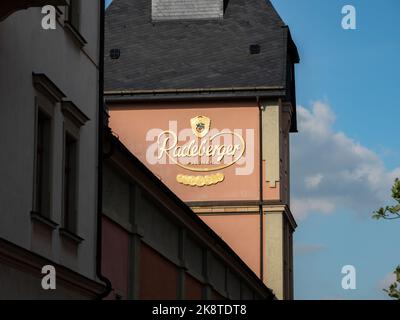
[151,0,225,21]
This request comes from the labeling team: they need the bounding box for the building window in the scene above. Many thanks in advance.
[64,0,87,48]
[32,74,65,224]
[61,100,89,235]
[34,109,52,218]
[63,133,78,232]
[67,0,81,31]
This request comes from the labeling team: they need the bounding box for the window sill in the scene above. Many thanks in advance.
[59,228,84,244]
[30,211,59,230]
[64,21,87,48]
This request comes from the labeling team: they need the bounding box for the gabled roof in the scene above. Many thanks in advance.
[104,0,299,130]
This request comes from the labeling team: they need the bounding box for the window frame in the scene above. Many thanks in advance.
[32,93,55,219]
[64,0,87,48]
[62,120,80,234]
[66,0,81,31]
[60,100,89,236]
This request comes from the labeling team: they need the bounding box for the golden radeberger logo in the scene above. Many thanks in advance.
[156,116,246,187]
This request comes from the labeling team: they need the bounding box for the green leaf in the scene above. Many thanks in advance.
[396,266,400,282]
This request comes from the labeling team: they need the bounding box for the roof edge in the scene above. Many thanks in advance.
[104,86,287,102]
[105,86,285,95]
[283,26,300,63]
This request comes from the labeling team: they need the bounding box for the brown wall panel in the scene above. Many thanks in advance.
[139,243,178,299]
[185,274,204,300]
[212,290,226,300]
[102,217,130,299]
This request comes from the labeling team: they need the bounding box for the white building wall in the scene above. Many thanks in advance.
[0,2,100,283]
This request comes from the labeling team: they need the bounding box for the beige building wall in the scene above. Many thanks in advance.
[260,99,296,300]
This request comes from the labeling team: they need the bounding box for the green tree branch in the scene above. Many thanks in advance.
[373,178,400,300]
[383,266,400,300]
[372,178,400,220]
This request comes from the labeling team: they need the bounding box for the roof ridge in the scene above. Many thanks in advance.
[263,0,287,27]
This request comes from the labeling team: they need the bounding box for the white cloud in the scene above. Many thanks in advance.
[305,174,324,189]
[291,101,400,221]
[292,197,335,220]
[294,243,327,256]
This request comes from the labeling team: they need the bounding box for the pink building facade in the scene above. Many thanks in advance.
[103,0,299,299]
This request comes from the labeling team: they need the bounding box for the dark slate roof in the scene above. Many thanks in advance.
[104,0,299,130]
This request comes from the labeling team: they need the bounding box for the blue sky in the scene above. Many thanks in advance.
[270,0,400,299]
[105,0,400,299]
[271,0,400,169]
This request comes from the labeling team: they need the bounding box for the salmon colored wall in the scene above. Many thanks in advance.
[139,243,178,299]
[102,217,130,299]
[185,274,203,300]
[108,101,260,202]
[199,214,260,276]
